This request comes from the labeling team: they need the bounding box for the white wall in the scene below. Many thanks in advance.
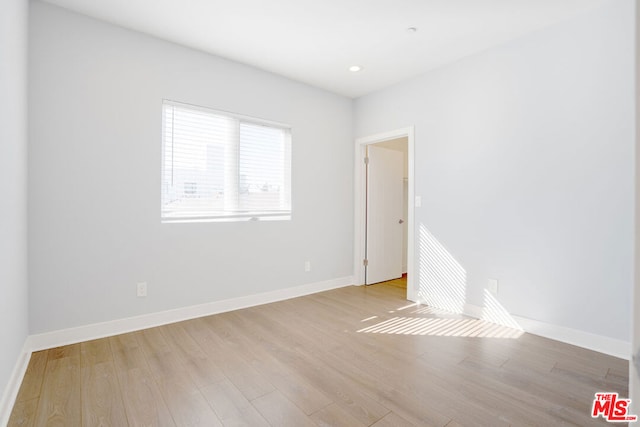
[29,2,354,333]
[355,0,634,342]
[0,0,29,408]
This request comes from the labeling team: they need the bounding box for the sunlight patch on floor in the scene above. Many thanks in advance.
[396,302,418,311]
[357,316,523,338]
[410,305,457,316]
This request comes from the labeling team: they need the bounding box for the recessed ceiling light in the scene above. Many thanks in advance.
[406,27,418,33]
[349,65,363,72]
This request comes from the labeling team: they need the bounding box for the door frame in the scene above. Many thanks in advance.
[353,126,416,301]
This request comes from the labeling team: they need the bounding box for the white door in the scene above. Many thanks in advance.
[366,145,403,285]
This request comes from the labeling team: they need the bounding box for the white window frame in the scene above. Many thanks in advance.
[161,100,292,223]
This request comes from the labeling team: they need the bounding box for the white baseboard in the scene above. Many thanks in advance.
[26,276,354,352]
[511,314,630,360]
[460,302,630,360]
[410,296,631,360]
[0,341,31,427]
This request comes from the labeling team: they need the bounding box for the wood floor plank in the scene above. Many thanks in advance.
[135,320,221,426]
[80,339,113,368]
[135,328,172,356]
[34,349,81,427]
[310,350,452,427]
[182,317,275,401]
[606,364,630,388]
[81,361,128,427]
[7,398,38,427]
[109,332,138,352]
[47,344,80,361]
[155,375,223,427]
[144,349,190,383]
[109,333,148,374]
[160,322,226,388]
[109,333,175,426]
[248,294,508,426]
[117,367,175,427]
[200,379,269,427]
[309,403,368,427]
[207,311,333,415]
[232,306,393,425]
[251,390,317,427]
[14,351,47,403]
[250,297,455,426]
[454,355,608,425]
[370,411,417,427]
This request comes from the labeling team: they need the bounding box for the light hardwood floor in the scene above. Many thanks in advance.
[8,280,628,426]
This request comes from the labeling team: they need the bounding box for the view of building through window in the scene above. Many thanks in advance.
[161,101,291,221]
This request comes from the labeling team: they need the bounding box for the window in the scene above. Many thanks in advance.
[161,101,292,222]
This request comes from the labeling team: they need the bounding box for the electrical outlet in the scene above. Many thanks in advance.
[137,282,147,297]
[488,279,498,294]
[304,261,311,272]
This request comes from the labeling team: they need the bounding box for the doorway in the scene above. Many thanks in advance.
[365,141,406,285]
[354,127,415,301]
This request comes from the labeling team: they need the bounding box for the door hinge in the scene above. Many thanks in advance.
[364,157,369,165]
[363,259,369,266]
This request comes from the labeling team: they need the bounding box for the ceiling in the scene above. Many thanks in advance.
[41,0,607,98]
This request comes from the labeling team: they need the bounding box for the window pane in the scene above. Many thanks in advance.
[239,122,291,214]
[162,104,236,218]
[161,101,291,222]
